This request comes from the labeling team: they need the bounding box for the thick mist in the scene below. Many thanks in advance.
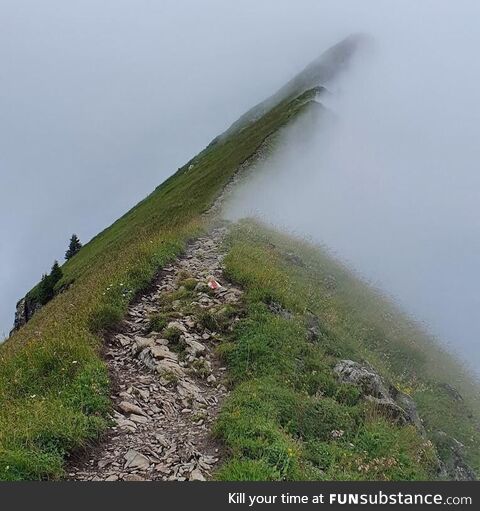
[225,3,480,374]
[2,0,480,376]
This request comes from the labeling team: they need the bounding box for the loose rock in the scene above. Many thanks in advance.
[68,226,242,481]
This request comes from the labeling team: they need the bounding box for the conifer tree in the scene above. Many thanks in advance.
[36,261,63,305]
[37,273,54,305]
[50,260,63,286]
[65,234,82,260]
[37,261,63,305]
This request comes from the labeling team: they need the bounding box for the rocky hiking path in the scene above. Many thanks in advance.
[68,226,243,481]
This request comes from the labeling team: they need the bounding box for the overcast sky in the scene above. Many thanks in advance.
[1,1,480,377]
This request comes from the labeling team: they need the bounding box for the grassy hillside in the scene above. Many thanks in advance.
[214,221,480,479]
[0,89,316,480]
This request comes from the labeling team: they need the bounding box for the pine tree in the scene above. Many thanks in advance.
[65,234,82,260]
[50,260,63,286]
[36,261,63,306]
[37,273,54,305]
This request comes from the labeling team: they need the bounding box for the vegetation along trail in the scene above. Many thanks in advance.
[68,225,243,481]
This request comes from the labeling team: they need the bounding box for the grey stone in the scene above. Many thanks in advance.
[130,414,149,424]
[189,468,206,481]
[435,431,477,481]
[124,450,150,470]
[132,337,155,355]
[334,360,424,434]
[155,359,185,378]
[440,383,463,402]
[185,339,206,356]
[119,401,145,416]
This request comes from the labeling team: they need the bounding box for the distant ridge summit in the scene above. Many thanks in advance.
[218,33,369,141]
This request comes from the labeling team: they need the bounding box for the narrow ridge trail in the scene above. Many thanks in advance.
[68,225,243,481]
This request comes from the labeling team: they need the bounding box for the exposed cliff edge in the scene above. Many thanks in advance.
[12,296,42,333]
[10,276,70,335]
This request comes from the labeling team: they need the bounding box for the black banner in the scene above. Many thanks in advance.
[0,482,478,510]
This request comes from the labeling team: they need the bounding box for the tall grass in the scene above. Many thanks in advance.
[215,220,479,479]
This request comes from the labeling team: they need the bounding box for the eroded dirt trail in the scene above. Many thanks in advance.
[69,226,243,481]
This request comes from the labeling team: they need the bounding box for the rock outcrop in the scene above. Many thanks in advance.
[434,431,477,481]
[11,296,41,333]
[333,359,424,434]
[334,359,477,480]
[440,383,463,402]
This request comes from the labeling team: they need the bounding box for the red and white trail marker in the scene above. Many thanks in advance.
[207,278,221,290]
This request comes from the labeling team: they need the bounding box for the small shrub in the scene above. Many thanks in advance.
[299,367,338,397]
[191,359,211,378]
[335,384,362,406]
[147,313,168,333]
[37,274,55,305]
[179,278,198,291]
[0,447,64,481]
[198,310,218,332]
[49,261,63,288]
[177,270,192,281]
[65,234,82,261]
[352,420,438,480]
[63,362,110,415]
[162,371,180,385]
[217,341,236,363]
[304,440,340,471]
[163,326,182,345]
[36,261,64,305]
[195,283,210,294]
[214,305,239,332]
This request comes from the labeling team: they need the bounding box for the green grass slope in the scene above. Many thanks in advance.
[0,89,316,480]
[214,221,480,480]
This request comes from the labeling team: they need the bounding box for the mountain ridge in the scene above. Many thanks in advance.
[1,35,478,481]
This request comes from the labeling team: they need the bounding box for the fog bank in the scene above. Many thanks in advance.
[225,4,480,373]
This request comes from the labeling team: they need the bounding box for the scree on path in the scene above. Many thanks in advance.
[67,224,244,481]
